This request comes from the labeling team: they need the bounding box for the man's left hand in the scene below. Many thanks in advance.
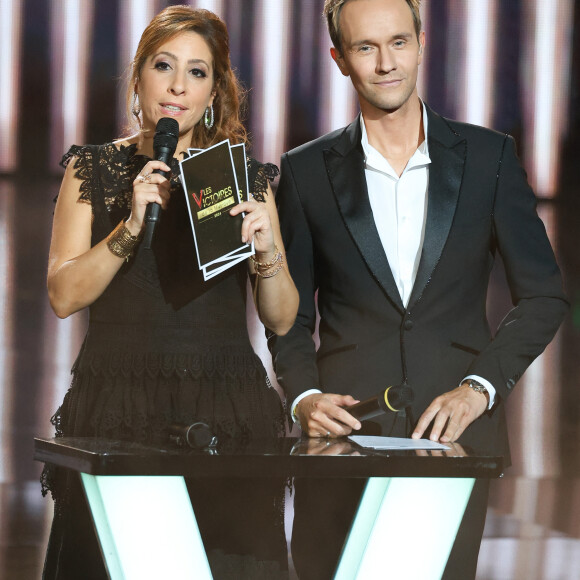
[411,383,488,443]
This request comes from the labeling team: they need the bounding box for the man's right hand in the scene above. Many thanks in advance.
[295,393,362,438]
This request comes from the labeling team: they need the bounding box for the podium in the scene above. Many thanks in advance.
[34,436,502,579]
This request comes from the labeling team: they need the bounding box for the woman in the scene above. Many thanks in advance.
[42,5,298,579]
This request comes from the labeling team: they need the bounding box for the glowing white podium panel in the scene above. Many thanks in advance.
[335,476,475,580]
[81,474,213,580]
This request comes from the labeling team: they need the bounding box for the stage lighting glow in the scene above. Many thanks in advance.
[0,0,22,172]
[519,205,562,478]
[319,34,357,134]
[253,0,291,162]
[117,0,156,133]
[530,0,572,197]
[50,0,94,168]
[463,0,496,127]
[191,0,224,15]
[0,184,15,482]
[416,1,428,97]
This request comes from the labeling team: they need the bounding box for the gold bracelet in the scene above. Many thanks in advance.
[254,256,284,278]
[250,245,281,270]
[106,221,142,261]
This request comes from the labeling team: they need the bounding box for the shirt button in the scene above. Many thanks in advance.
[404,319,413,330]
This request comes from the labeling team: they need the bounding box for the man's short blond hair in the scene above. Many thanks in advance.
[323,0,422,53]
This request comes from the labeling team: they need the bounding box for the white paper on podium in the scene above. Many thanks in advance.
[348,436,450,450]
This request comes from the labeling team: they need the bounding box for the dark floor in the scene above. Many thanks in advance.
[1,180,580,578]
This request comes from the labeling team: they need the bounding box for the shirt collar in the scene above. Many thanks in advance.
[361,100,430,176]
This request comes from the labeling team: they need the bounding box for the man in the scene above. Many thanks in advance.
[269,0,568,578]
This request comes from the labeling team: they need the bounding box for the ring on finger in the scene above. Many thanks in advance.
[138,173,151,183]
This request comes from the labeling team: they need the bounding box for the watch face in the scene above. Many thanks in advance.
[467,380,486,392]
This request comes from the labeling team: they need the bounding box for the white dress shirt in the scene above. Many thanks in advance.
[291,105,495,420]
[361,110,430,308]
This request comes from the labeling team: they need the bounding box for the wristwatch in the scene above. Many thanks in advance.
[464,379,489,399]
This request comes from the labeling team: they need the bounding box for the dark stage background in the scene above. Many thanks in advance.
[1,1,580,578]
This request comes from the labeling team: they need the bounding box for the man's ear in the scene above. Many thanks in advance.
[330,46,349,77]
[418,30,425,62]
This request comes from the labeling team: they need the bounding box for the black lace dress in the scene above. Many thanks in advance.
[41,143,289,579]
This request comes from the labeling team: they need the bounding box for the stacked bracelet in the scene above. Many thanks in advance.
[106,221,142,261]
[250,245,284,278]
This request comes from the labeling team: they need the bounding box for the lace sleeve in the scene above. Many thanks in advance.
[247,158,280,203]
[59,143,142,212]
[60,145,98,205]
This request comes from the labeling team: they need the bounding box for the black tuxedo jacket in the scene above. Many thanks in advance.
[269,105,568,458]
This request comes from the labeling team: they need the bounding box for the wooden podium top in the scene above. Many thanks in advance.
[34,436,503,479]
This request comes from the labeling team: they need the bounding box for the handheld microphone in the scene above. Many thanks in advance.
[348,385,414,421]
[168,420,217,449]
[142,117,180,249]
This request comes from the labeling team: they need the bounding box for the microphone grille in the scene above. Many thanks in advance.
[153,117,179,150]
[387,385,415,408]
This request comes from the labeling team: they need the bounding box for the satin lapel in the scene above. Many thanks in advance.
[324,120,404,312]
[408,109,466,310]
